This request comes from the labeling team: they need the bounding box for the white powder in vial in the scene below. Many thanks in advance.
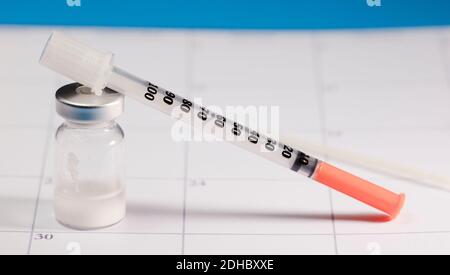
[54,182,126,230]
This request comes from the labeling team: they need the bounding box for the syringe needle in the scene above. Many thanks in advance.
[40,32,405,219]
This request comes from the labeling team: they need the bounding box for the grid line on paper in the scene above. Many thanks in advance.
[26,106,54,255]
[0,172,445,182]
[114,126,450,134]
[0,125,51,130]
[310,33,339,255]
[181,33,196,255]
[6,230,450,236]
[181,143,189,255]
[0,174,42,179]
[185,231,450,236]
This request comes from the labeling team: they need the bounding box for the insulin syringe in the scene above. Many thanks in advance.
[40,32,405,219]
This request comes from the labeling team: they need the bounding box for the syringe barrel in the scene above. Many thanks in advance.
[313,162,405,219]
[107,67,405,218]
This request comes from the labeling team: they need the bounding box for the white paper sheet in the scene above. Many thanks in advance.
[1,26,449,255]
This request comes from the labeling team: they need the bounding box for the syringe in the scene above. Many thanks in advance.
[40,32,405,219]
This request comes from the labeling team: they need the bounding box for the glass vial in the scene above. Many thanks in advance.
[54,83,126,230]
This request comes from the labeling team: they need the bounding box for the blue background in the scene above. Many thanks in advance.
[0,0,449,29]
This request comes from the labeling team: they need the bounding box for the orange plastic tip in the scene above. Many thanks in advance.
[313,162,405,219]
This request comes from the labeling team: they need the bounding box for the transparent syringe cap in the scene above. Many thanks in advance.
[40,32,114,95]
